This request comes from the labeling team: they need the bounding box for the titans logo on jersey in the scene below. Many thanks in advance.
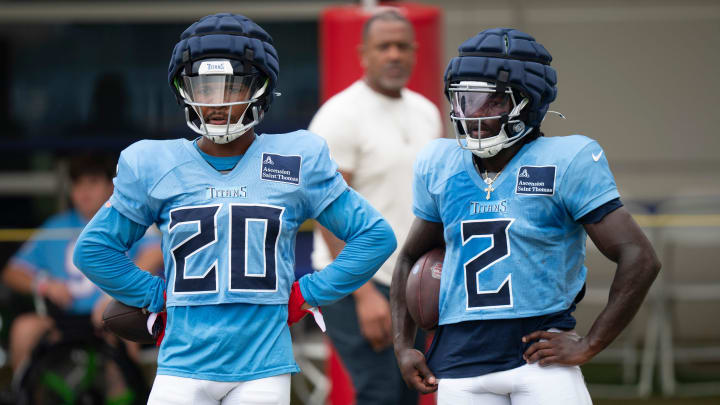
[413,135,619,325]
[110,131,346,308]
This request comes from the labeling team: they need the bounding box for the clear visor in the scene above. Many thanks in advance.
[447,82,531,156]
[449,82,519,139]
[451,91,513,119]
[180,74,265,106]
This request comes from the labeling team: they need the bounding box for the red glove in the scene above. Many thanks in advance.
[288,281,312,326]
[287,281,326,331]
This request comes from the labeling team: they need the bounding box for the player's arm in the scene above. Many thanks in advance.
[317,169,393,350]
[72,205,166,313]
[523,206,661,365]
[297,188,396,307]
[390,216,444,393]
[90,241,163,328]
[316,169,353,259]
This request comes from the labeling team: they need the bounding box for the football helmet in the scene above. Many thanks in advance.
[444,28,557,158]
[168,13,280,144]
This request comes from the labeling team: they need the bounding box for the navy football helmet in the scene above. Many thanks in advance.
[168,13,280,144]
[444,28,557,158]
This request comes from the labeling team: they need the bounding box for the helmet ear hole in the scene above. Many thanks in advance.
[510,121,525,136]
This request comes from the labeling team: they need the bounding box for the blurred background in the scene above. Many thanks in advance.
[0,0,719,404]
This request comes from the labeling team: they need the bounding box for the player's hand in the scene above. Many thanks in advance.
[287,281,325,331]
[149,290,167,347]
[41,280,73,309]
[288,281,312,325]
[396,348,438,394]
[522,330,593,366]
[147,311,167,347]
[355,286,392,352]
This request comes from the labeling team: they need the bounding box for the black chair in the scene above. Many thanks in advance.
[12,309,149,405]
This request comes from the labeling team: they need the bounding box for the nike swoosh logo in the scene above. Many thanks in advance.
[592,151,603,162]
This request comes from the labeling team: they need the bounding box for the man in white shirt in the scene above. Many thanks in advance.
[309,9,442,405]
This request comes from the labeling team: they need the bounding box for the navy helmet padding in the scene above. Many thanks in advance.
[444,28,557,127]
[168,13,280,111]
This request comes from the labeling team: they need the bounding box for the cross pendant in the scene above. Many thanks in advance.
[484,185,493,200]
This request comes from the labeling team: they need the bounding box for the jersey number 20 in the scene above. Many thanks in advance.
[461,218,514,310]
[169,204,283,294]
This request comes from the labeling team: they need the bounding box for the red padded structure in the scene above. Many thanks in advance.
[319,2,443,109]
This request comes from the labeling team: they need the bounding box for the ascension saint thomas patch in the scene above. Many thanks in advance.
[515,165,556,196]
[261,153,301,185]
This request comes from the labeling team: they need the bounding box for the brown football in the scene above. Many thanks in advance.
[101,299,156,344]
[405,247,445,330]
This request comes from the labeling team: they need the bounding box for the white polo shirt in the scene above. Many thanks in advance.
[309,80,442,286]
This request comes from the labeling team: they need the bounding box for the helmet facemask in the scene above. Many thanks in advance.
[448,81,531,159]
[175,59,269,144]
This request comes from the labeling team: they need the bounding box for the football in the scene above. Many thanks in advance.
[405,247,445,330]
[101,299,156,344]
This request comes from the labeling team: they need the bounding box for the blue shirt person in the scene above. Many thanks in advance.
[2,154,161,374]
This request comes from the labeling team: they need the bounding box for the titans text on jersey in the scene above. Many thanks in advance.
[413,135,619,325]
[111,130,346,308]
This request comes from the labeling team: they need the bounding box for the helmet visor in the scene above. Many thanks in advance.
[451,91,513,119]
[181,74,265,105]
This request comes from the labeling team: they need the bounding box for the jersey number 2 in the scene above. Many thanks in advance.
[461,218,514,309]
[169,204,283,294]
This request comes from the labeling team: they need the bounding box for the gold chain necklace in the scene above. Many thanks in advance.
[482,169,502,200]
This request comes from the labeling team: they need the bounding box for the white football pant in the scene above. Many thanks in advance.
[437,362,592,405]
[147,373,290,405]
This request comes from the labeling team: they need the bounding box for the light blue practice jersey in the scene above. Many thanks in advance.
[413,136,619,325]
[103,131,356,381]
[12,210,156,315]
[111,131,346,308]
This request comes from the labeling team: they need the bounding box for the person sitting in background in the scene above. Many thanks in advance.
[1,153,162,375]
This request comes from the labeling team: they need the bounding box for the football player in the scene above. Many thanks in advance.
[73,13,396,405]
[390,28,661,404]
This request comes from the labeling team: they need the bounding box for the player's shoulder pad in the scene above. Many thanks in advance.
[120,139,186,164]
[118,139,190,181]
[416,138,459,171]
[260,130,329,159]
[532,134,601,162]
[414,138,463,192]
